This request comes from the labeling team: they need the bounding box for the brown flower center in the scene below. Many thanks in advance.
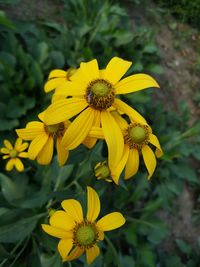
[85,79,115,110]
[44,122,65,139]
[124,123,150,150]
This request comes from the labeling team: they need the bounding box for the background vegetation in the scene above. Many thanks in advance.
[0,0,200,266]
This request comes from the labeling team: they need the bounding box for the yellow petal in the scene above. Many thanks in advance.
[86,245,100,265]
[61,107,95,150]
[98,231,104,240]
[18,152,28,158]
[14,138,22,150]
[96,212,125,231]
[111,111,128,131]
[103,57,132,85]
[1,148,10,154]
[83,110,101,149]
[18,142,28,152]
[28,133,48,160]
[37,136,54,165]
[101,111,124,168]
[48,69,67,79]
[44,78,65,93]
[86,187,100,222]
[41,224,73,239]
[149,134,163,158]
[87,126,104,139]
[142,145,157,179]
[56,138,69,166]
[14,158,24,172]
[125,148,139,179]
[63,247,84,262]
[61,200,83,223]
[2,155,9,159]
[115,73,160,94]
[3,140,13,150]
[5,158,15,171]
[113,98,147,124]
[79,59,99,84]
[50,211,75,230]
[16,122,45,140]
[58,239,73,259]
[111,145,129,184]
[44,98,88,125]
[54,81,86,97]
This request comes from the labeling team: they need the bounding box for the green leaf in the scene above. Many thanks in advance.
[40,252,62,267]
[176,239,192,255]
[148,64,164,74]
[0,11,15,29]
[0,173,24,202]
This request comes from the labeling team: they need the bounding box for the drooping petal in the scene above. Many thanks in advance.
[49,211,75,230]
[113,98,147,124]
[41,224,73,239]
[56,137,69,166]
[44,98,88,125]
[14,158,24,172]
[115,73,160,94]
[28,133,49,160]
[98,231,104,240]
[1,148,10,154]
[101,111,124,168]
[5,158,15,171]
[27,121,44,129]
[63,247,84,262]
[125,148,139,179]
[86,245,100,265]
[14,138,22,150]
[79,59,99,84]
[61,107,95,150]
[96,212,125,231]
[111,110,129,131]
[3,140,13,150]
[111,145,129,184]
[103,57,132,85]
[61,200,83,223]
[37,136,54,165]
[16,122,45,140]
[142,145,157,179]
[2,155,9,159]
[44,78,65,92]
[149,134,163,158]
[54,81,86,97]
[48,69,67,79]
[86,187,100,222]
[58,239,73,259]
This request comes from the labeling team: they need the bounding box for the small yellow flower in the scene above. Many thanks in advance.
[44,57,159,169]
[16,111,70,166]
[44,68,77,93]
[42,187,125,264]
[0,138,28,172]
[89,112,163,183]
[94,161,112,182]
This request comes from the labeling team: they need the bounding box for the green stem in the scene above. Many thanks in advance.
[105,235,121,267]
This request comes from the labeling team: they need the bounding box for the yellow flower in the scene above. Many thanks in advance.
[44,68,77,93]
[42,187,125,264]
[16,112,70,166]
[44,57,159,169]
[89,112,163,183]
[0,138,28,171]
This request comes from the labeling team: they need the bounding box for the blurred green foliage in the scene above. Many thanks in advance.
[157,0,200,29]
[0,0,200,266]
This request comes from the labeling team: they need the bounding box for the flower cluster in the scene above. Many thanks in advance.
[0,57,163,264]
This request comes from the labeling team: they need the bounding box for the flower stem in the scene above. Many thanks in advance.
[105,235,121,267]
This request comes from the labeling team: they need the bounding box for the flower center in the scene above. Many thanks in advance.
[45,122,65,138]
[9,149,18,158]
[124,123,150,150]
[73,222,98,248]
[85,79,115,110]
